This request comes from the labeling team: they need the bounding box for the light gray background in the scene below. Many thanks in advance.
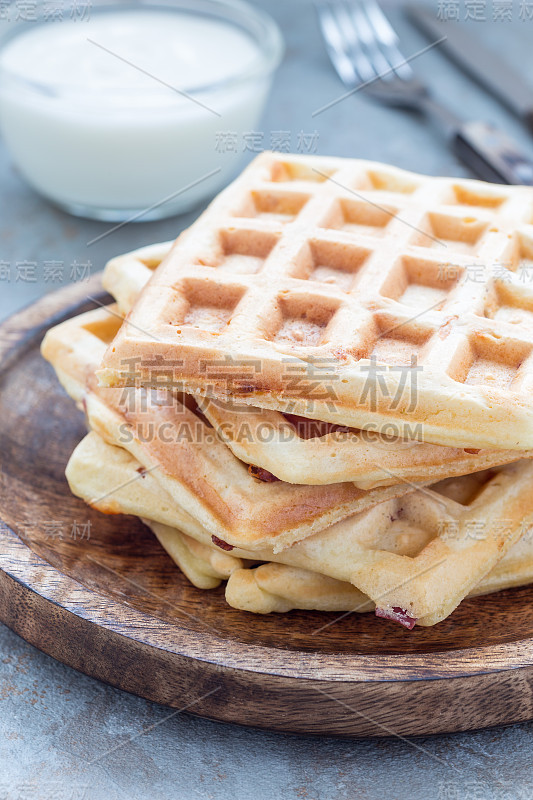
[1,1,533,798]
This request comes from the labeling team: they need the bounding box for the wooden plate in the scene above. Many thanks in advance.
[2,276,533,738]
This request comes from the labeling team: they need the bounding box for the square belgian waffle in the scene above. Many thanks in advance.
[101,236,532,489]
[98,152,533,450]
[41,306,412,552]
[66,430,533,627]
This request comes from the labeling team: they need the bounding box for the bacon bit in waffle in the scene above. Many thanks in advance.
[438,315,458,339]
[464,448,481,455]
[389,507,404,523]
[211,535,234,551]
[375,606,417,630]
[283,413,350,439]
[331,346,350,362]
[248,464,280,482]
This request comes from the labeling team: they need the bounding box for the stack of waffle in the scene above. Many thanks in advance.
[42,153,533,628]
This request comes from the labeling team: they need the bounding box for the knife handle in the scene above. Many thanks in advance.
[453,121,533,186]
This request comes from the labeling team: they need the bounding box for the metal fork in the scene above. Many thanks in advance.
[316,0,533,185]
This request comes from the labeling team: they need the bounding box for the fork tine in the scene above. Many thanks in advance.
[317,0,377,85]
[315,1,360,87]
[363,0,414,79]
[348,0,393,80]
[316,0,416,94]
[332,1,377,83]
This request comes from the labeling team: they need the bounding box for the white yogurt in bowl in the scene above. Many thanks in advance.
[0,1,283,220]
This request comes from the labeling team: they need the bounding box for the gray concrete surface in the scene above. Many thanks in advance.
[1,0,533,797]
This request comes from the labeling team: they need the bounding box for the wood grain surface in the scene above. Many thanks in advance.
[1,276,533,737]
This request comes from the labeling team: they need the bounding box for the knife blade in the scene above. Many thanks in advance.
[406,3,533,131]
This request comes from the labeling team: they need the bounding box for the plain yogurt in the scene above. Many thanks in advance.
[0,3,283,219]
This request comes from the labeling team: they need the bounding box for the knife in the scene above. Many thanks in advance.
[406,3,533,131]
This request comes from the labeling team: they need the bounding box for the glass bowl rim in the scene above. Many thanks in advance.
[0,0,285,100]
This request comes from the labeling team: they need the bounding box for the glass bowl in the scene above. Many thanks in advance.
[0,0,284,221]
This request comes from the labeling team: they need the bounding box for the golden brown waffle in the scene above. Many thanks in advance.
[65,433,371,611]
[225,537,533,614]
[99,152,533,450]
[102,240,173,316]
[103,240,531,488]
[144,518,246,590]
[66,430,533,627]
[42,306,413,552]
[198,399,532,488]
[225,564,368,614]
